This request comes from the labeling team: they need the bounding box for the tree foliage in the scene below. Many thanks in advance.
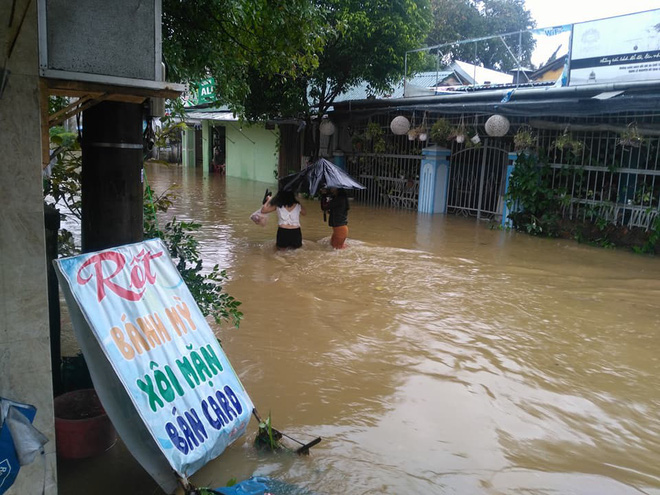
[162,0,326,111]
[310,0,432,115]
[427,0,536,71]
[242,0,432,157]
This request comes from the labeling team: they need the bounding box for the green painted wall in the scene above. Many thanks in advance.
[224,123,279,183]
[182,127,195,167]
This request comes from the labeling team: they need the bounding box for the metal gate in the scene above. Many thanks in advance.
[447,141,510,219]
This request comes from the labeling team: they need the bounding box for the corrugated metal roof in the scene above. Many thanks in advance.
[184,110,237,121]
[334,71,453,103]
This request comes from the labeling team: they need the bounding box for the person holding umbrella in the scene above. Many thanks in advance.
[260,190,306,250]
[321,188,350,249]
[279,157,365,249]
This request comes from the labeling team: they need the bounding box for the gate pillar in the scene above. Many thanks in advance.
[418,146,451,214]
[501,152,519,227]
[333,150,346,171]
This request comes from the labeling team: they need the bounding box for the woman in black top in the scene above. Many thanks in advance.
[321,188,349,249]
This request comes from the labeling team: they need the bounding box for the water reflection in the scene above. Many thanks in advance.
[65,163,660,494]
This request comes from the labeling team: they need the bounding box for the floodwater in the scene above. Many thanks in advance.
[60,163,660,495]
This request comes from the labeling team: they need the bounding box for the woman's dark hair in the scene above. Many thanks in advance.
[271,190,298,207]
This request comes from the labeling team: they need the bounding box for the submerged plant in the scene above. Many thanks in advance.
[254,413,285,452]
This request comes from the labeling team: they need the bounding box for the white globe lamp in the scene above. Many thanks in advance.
[484,114,510,137]
[390,116,411,135]
[319,119,336,136]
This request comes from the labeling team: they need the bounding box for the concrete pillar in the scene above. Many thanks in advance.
[332,150,346,170]
[418,146,451,214]
[501,152,519,228]
[202,120,210,178]
[0,0,57,492]
[81,101,144,252]
[182,127,195,167]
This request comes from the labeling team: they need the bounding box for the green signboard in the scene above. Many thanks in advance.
[196,78,216,105]
[182,78,216,107]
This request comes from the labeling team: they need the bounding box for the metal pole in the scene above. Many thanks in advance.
[404,52,408,97]
[477,139,488,219]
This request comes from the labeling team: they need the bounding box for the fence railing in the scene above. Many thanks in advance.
[340,113,660,230]
[346,153,422,209]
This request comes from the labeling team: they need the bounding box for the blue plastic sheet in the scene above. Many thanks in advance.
[214,476,314,495]
[0,398,37,494]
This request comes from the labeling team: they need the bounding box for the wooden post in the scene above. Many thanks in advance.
[81,101,144,252]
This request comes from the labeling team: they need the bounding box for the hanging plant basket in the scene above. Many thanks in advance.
[514,127,536,152]
[430,118,452,146]
[554,128,583,154]
[618,123,644,148]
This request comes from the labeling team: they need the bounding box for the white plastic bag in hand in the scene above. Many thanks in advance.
[250,209,268,226]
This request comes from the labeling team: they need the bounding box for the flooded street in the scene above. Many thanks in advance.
[62,163,660,494]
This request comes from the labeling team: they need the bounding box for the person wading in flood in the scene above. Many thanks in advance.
[260,190,306,250]
[321,187,349,249]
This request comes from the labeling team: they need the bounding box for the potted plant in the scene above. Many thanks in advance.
[430,118,452,146]
[514,126,536,152]
[365,122,383,141]
[554,128,583,155]
[365,122,386,153]
[463,127,482,149]
[618,123,643,148]
[54,388,117,459]
[412,124,428,141]
[452,119,467,144]
[351,133,365,152]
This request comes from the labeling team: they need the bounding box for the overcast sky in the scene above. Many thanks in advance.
[525,0,659,28]
[524,0,659,67]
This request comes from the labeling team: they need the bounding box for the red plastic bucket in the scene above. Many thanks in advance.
[54,389,117,459]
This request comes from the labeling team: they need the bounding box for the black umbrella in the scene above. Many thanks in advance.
[280,158,366,196]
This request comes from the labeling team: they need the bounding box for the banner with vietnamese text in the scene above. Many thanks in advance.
[54,239,253,485]
[569,9,660,85]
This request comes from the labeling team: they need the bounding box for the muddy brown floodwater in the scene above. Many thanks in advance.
[59,163,660,495]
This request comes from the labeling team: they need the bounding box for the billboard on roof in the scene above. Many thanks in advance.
[569,9,660,86]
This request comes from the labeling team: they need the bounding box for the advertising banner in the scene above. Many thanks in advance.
[54,239,253,490]
[569,9,660,85]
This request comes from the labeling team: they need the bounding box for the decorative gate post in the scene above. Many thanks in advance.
[418,146,451,214]
[501,152,518,228]
[333,150,346,170]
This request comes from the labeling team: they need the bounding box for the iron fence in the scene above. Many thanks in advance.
[340,112,660,230]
